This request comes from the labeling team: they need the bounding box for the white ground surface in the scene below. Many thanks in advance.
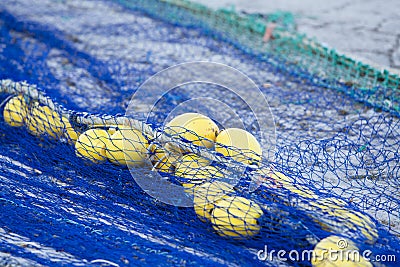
[195,0,400,72]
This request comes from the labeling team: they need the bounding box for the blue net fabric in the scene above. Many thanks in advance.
[0,0,399,266]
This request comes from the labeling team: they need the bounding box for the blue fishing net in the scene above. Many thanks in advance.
[0,0,399,266]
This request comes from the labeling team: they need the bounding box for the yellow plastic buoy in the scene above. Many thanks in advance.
[311,236,372,267]
[180,165,224,189]
[3,95,28,127]
[193,181,234,222]
[211,196,263,238]
[174,153,218,188]
[165,113,219,148]
[215,128,262,165]
[26,103,64,138]
[92,124,119,135]
[75,129,110,162]
[149,144,180,174]
[261,169,378,243]
[61,116,79,143]
[309,199,378,244]
[174,153,210,175]
[105,127,148,166]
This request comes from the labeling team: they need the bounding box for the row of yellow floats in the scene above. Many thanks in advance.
[3,94,376,266]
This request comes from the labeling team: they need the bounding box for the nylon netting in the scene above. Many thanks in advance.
[0,0,399,266]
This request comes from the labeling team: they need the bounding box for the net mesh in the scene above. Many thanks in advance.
[0,0,399,266]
